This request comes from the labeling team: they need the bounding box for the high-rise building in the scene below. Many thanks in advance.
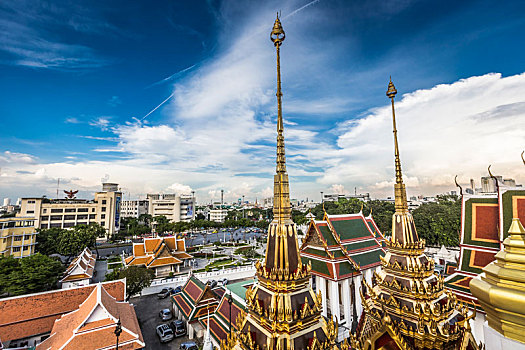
[350,79,478,349]
[19,183,122,238]
[223,16,337,350]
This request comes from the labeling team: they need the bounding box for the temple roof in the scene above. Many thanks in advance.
[126,236,191,269]
[300,212,385,280]
[60,247,96,283]
[172,274,220,322]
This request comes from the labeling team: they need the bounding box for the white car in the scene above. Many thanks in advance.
[156,324,174,343]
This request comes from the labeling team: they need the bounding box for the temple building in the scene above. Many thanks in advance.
[470,217,525,349]
[124,236,192,277]
[444,171,525,342]
[221,15,337,350]
[60,247,96,289]
[300,211,385,341]
[350,79,479,350]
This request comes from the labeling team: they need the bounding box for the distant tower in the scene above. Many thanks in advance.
[221,189,224,208]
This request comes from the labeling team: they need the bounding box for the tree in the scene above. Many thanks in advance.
[154,215,171,234]
[105,266,155,300]
[0,254,64,297]
[412,195,461,247]
[36,227,66,255]
[57,224,97,261]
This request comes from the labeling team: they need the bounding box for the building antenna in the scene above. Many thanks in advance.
[56,178,60,199]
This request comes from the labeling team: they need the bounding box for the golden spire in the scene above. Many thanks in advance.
[387,78,408,213]
[270,13,292,224]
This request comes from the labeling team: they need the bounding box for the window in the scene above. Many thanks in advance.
[23,235,30,240]
[77,215,88,220]
[89,214,96,219]
[91,208,95,212]
[50,223,62,228]
[102,200,107,204]
[78,208,88,212]
[41,216,49,221]
[13,247,20,252]
[65,208,76,213]
[101,214,106,219]
[23,246,29,251]
[40,224,48,229]
[64,215,75,220]
[101,207,106,212]
[64,222,75,228]
[6,222,15,228]
[14,236,22,241]
[26,210,34,214]
[50,215,62,221]
[51,209,63,213]
[100,221,105,227]
[43,209,47,213]
[27,200,35,204]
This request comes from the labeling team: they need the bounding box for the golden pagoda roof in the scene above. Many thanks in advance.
[223,15,337,350]
[351,79,480,350]
[470,217,525,343]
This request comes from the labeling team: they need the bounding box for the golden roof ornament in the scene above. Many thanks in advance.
[470,217,525,343]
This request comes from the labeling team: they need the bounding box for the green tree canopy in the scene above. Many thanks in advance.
[57,224,98,260]
[105,266,155,300]
[0,254,64,297]
[36,227,66,255]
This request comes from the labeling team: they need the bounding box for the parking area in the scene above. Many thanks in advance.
[132,294,196,349]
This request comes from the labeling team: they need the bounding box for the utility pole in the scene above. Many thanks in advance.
[114,318,122,350]
[320,191,324,204]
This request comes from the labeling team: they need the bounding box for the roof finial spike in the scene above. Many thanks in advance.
[387,78,408,213]
[488,165,500,192]
[270,16,290,224]
[521,150,525,166]
[454,175,463,197]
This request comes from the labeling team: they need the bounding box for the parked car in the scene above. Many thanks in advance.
[159,308,173,321]
[169,319,187,337]
[208,280,217,288]
[157,287,174,299]
[180,341,198,350]
[219,278,228,286]
[171,286,183,294]
[156,324,174,343]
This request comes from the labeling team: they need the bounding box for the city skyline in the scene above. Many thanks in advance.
[1,0,524,203]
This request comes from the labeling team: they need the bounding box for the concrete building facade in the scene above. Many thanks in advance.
[0,217,38,258]
[147,193,195,222]
[19,183,122,238]
[209,208,228,223]
[120,199,149,218]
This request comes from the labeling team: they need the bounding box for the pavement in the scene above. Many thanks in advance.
[95,245,132,258]
[92,260,108,283]
[132,294,194,349]
[185,228,264,246]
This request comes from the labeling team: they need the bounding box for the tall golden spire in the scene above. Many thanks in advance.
[387,78,408,214]
[270,14,292,224]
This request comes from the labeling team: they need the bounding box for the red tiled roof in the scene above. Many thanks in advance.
[0,280,125,343]
[37,284,143,350]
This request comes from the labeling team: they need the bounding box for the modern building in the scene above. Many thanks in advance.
[120,199,149,218]
[147,193,195,222]
[209,208,228,223]
[124,236,192,277]
[0,216,38,258]
[351,80,479,349]
[0,280,129,349]
[60,247,96,289]
[19,183,122,238]
[300,211,385,341]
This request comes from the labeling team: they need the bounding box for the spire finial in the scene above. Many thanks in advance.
[270,16,291,223]
[387,78,408,213]
[454,175,463,197]
[521,150,524,166]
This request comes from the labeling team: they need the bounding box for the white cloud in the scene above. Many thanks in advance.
[323,73,525,197]
[89,117,111,131]
[167,183,192,195]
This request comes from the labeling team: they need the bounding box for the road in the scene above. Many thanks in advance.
[185,228,265,247]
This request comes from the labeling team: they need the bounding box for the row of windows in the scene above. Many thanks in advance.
[41,214,98,221]
[0,221,35,229]
[12,246,30,252]
[13,235,33,241]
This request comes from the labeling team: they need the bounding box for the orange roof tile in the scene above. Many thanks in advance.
[144,238,160,253]
[126,256,149,266]
[176,239,185,252]
[173,252,193,260]
[36,284,143,350]
[147,256,182,267]
[0,280,125,343]
[164,237,176,250]
[132,243,145,257]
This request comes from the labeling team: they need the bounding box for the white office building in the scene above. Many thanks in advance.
[147,194,195,222]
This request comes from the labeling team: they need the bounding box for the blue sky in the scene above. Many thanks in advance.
[1,0,524,203]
